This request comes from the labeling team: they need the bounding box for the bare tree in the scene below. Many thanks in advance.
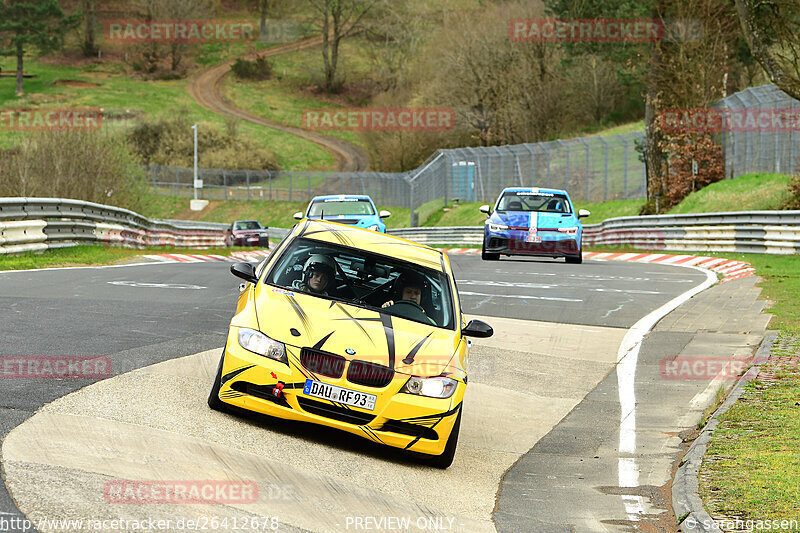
[734,0,800,100]
[361,2,427,92]
[304,0,381,92]
[80,0,98,56]
[132,0,217,74]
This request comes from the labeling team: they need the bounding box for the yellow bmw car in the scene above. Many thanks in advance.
[208,219,492,468]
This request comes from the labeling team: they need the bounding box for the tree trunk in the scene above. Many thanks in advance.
[81,0,98,56]
[259,0,268,39]
[16,42,24,96]
[644,41,663,208]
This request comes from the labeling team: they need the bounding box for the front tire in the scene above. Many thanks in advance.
[565,250,582,264]
[208,349,229,412]
[427,411,462,469]
[481,241,499,261]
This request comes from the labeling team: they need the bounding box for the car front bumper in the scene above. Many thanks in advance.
[216,333,462,456]
[484,229,580,257]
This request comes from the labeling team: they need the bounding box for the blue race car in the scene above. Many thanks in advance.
[294,195,391,233]
[480,187,590,263]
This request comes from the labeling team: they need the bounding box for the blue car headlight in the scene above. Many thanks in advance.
[487,222,509,232]
[557,227,579,236]
[367,224,380,231]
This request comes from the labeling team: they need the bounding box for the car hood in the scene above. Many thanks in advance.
[491,211,578,229]
[309,214,379,225]
[253,286,459,376]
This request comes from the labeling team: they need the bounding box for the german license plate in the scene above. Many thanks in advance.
[526,231,542,243]
[303,379,377,411]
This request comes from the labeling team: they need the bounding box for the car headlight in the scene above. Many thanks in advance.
[487,222,509,232]
[557,227,579,235]
[238,328,287,363]
[401,376,458,398]
[367,224,380,231]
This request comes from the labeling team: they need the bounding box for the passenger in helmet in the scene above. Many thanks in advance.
[292,254,336,295]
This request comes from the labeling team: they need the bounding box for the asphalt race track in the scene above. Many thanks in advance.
[0,256,768,532]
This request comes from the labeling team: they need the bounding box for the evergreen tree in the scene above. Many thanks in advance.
[0,0,80,96]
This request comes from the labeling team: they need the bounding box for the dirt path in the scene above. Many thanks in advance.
[187,36,371,172]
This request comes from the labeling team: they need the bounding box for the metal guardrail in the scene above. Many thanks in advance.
[2,199,797,256]
[0,198,227,255]
[388,211,800,255]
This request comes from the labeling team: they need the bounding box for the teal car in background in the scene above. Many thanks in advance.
[294,195,391,233]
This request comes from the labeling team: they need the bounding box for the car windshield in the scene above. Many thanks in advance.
[496,192,572,213]
[266,237,454,329]
[234,221,262,230]
[308,199,375,217]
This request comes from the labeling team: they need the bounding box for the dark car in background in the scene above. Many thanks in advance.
[225,220,270,247]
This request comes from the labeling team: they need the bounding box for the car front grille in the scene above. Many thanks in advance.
[301,349,346,379]
[296,397,376,425]
[347,360,394,388]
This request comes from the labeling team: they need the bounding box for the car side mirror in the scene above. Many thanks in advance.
[293,212,303,220]
[230,262,258,284]
[479,205,491,214]
[578,209,591,218]
[379,210,391,218]
[462,319,493,338]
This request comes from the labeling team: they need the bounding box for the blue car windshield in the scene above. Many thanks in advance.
[309,199,375,216]
[496,192,571,213]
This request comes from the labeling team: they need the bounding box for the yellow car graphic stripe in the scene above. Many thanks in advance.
[402,333,433,365]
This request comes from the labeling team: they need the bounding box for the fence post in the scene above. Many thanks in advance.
[577,137,590,201]
[246,170,251,201]
[524,145,536,187]
[598,136,609,201]
[557,140,569,192]
[617,134,629,197]
[544,144,552,188]
[289,172,293,202]
[307,172,311,200]
[269,171,273,201]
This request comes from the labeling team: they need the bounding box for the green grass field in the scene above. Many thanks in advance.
[0,244,256,271]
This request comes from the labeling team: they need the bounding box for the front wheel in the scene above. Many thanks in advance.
[208,349,229,412]
[565,250,582,264]
[427,411,462,469]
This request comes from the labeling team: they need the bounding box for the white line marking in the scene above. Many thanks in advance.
[615,264,717,522]
[459,291,582,303]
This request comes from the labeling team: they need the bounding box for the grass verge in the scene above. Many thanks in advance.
[0,245,258,271]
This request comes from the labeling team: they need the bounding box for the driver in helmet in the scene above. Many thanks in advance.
[382,271,425,309]
[292,253,336,295]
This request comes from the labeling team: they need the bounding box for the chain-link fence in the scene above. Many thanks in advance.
[713,84,800,178]
[408,131,647,213]
[149,130,647,226]
[149,166,413,206]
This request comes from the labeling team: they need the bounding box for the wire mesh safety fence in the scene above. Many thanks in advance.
[149,130,648,226]
[148,166,414,206]
[712,84,800,178]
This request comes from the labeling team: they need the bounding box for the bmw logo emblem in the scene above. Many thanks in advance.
[345,348,356,355]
